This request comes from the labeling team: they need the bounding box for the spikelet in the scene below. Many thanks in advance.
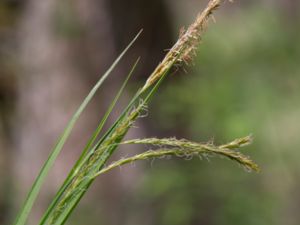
[142,0,222,91]
[95,135,259,177]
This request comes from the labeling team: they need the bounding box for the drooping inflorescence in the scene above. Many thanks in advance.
[95,135,259,177]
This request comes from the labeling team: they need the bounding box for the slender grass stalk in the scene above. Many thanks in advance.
[14,1,259,224]
[13,30,142,225]
[38,58,141,225]
[48,65,170,225]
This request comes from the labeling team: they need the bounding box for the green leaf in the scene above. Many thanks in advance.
[39,57,140,225]
[14,30,142,225]
[45,32,180,225]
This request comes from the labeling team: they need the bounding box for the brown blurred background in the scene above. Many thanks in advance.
[1,0,300,224]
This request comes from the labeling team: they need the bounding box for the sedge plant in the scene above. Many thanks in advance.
[14,0,259,224]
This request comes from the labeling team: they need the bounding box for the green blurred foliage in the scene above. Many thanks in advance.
[2,1,300,224]
[53,0,84,38]
[131,5,300,225]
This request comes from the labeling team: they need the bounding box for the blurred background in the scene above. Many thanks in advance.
[1,0,300,224]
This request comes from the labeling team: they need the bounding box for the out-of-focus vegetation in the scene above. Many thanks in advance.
[1,0,300,225]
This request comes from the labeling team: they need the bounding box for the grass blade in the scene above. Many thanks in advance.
[14,30,142,225]
[47,69,170,225]
[38,58,140,225]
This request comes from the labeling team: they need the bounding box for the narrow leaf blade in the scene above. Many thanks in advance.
[39,57,140,225]
[14,30,142,225]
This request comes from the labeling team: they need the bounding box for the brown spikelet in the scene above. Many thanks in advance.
[142,0,222,91]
